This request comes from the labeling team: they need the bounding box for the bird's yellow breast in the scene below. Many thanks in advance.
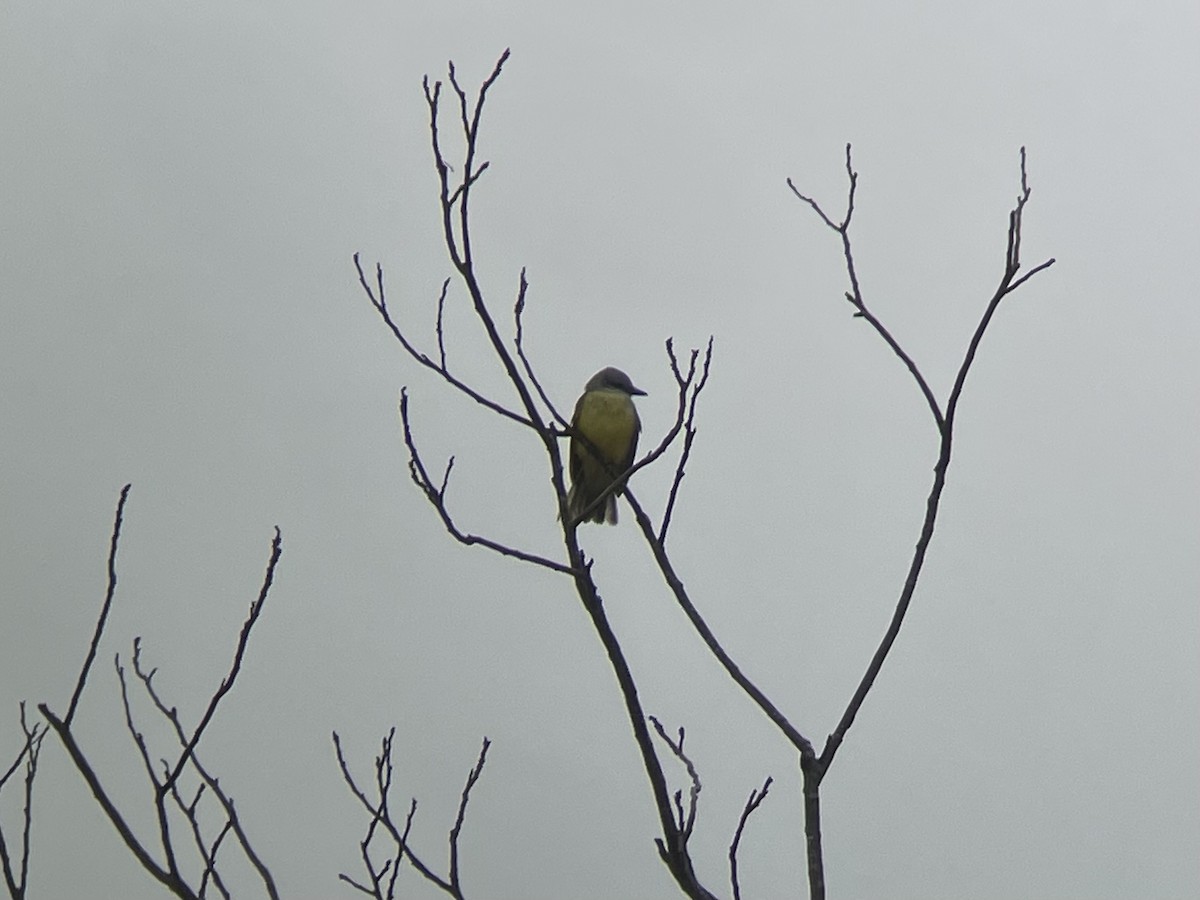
[574,389,640,463]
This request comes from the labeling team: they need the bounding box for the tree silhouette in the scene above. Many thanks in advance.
[3,50,1053,900]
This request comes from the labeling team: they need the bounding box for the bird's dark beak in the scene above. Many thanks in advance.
[631,386,647,397]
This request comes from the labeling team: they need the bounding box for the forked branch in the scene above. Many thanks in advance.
[0,703,45,900]
[334,730,490,900]
[39,487,282,900]
[815,146,1055,774]
[729,776,773,900]
[781,146,1055,898]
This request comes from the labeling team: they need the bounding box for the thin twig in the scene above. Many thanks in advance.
[162,528,282,794]
[513,270,568,429]
[435,278,451,372]
[448,738,491,898]
[132,640,280,900]
[40,489,282,900]
[629,492,816,757]
[354,256,534,429]
[66,483,132,726]
[115,654,180,880]
[648,718,701,839]
[819,148,1054,772]
[332,730,452,894]
[399,391,574,574]
[729,776,773,900]
[788,147,945,428]
[0,703,46,900]
[426,52,567,439]
[660,337,714,543]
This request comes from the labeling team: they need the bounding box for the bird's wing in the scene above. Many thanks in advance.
[568,393,588,483]
[621,407,642,472]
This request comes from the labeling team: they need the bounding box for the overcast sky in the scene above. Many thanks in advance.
[2,2,1198,898]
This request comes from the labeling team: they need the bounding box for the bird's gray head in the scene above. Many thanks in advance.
[586,367,647,396]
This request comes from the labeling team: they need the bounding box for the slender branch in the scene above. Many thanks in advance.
[161,527,282,794]
[659,337,714,544]
[399,390,574,574]
[39,704,197,899]
[0,703,45,900]
[115,654,180,880]
[66,483,132,726]
[131,641,280,900]
[200,821,234,900]
[448,738,490,898]
[513,270,568,429]
[332,730,455,895]
[788,147,945,429]
[576,583,716,900]
[630,339,704,479]
[628,492,815,757]
[167,779,231,900]
[729,776,772,900]
[648,718,701,840]
[422,51,549,430]
[435,278,451,372]
[354,256,534,429]
[819,148,1054,772]
[35,486,197,898]
[0,713,36,792]
[40,492,281,900]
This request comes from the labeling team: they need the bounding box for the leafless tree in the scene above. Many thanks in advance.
[3,49,1053,900]
[350,51,1054,900]
[34,485,284,900]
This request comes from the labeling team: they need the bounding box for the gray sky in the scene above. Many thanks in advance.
[2,1,1198,898]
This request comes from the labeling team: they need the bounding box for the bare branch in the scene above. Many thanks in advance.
[353,255,534,429]
[161,527,283,794]
[565,565,717,900]
[0,703,46,900]
[448,738,490,898]
[729,776,773,900]
[66,483,132,727]
[659,337,714,544]
[424,53,557,433]
[789,147,945,428]
[39,703,197,899]
[820,148,1054,773]
[35,488,202,898]
[513,271,568,429]
[628,492,815,757]
[436,278,451,372]
[648,718,700,840]
[630,339,704,478]
[372,53,720,900]
[115,654,180,879]
[445,51,511,269]
[399,391,574,574]
[167,778,232,900]
[40,494,281,900]
[131,641,280,900]
[333,730,455,896]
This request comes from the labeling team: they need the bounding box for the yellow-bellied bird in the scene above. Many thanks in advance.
[567,367,647,525]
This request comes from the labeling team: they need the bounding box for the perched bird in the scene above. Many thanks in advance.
[567,367,647,525]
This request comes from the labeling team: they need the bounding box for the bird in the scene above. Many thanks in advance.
[567,367,647,525]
